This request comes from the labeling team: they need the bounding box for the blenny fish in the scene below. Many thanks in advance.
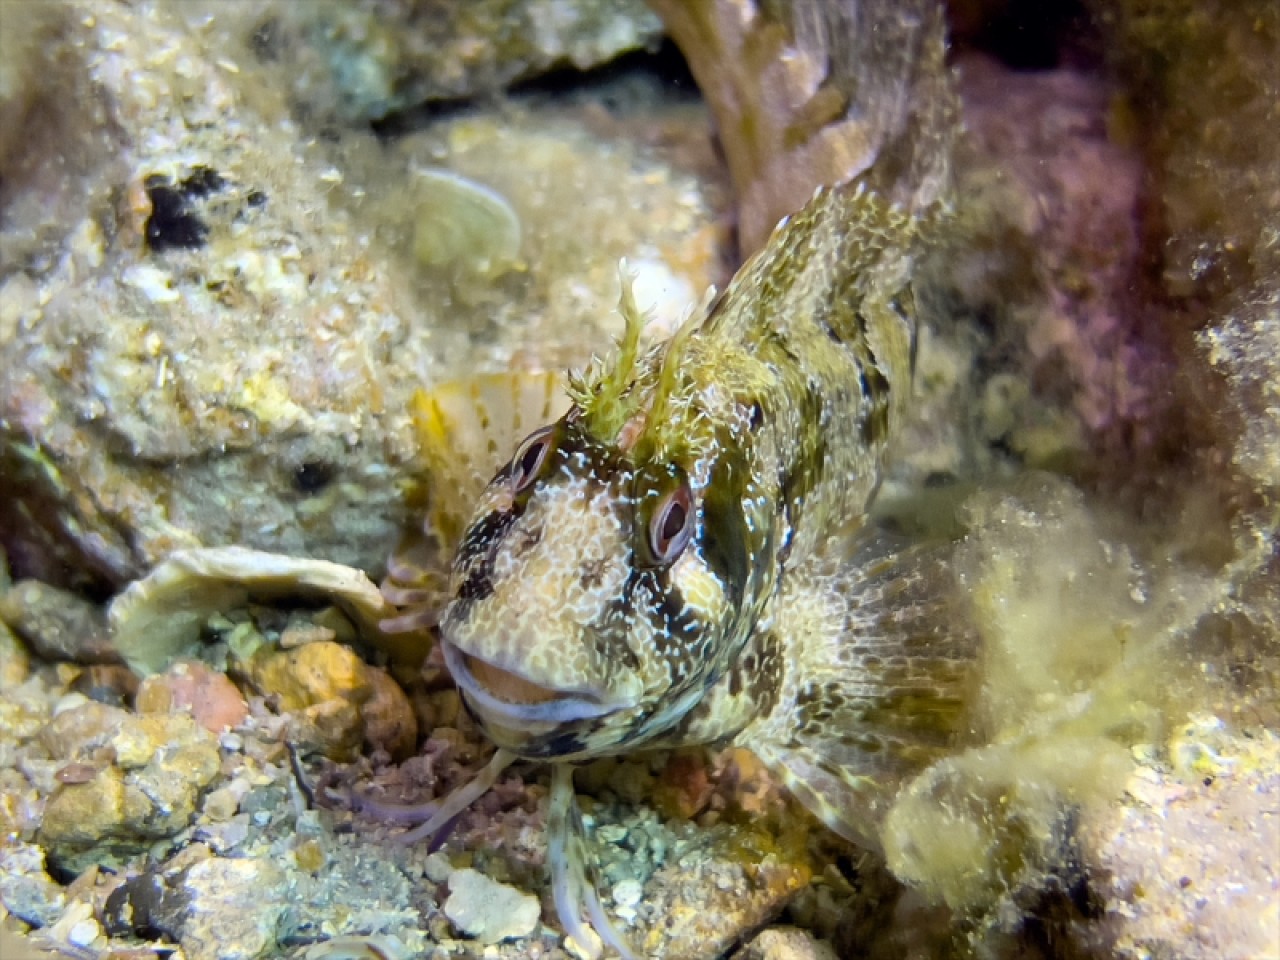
[380,178,977,957]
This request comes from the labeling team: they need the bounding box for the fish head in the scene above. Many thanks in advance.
[439,411,753,760]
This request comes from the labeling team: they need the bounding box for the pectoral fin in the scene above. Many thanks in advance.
[737,542,979,850]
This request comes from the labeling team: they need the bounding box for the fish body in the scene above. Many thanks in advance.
[429,182,969,828]
[382,181,976,958]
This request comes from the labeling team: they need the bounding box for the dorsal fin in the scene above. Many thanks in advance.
[380,372,568,640]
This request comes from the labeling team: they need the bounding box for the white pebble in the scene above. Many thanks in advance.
[611,878,642,908]
[443,868,539,944]
[68,917,101,947]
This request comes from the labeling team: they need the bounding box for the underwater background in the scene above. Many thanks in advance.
[0,1,1276,958]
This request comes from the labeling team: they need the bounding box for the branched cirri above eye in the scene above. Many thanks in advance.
[649,483,694,564]
[510,425,555,493]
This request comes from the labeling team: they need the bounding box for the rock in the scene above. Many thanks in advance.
[178,857,288,960]
[37,705,221,874]
[246,639,371,761]
[0,581,115,664]
[1074,722,1280,960]
[0,843,66,928]
[0,0,717,595]
[629,819,813,959]
[874,54,1167,529]
[361,664,418,761]
[104,862,194,944]
[136,660,249,733]
[70,665,139,708]
[187,0,663,125]
[731,927,839,960]
[0,0,431,591]
[104,848,287,960]
[0,619,31,688]
[443,868,541,944]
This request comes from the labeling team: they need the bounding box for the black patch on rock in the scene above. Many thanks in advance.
[180,165,227,197]
[104,867,192,941]
[144,181,209,251]
[143,167,228,252]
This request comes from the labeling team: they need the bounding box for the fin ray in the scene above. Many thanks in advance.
[380,372,569,639]
[738,540,979,849]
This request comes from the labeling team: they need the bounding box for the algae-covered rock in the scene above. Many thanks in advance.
[1090,0,1280,305]
[342,109,721,373]
[183,0,663,125]
[880,477,1233,942]
[0,580,115,664]
[0,0,434,590]
[0,0,719,594]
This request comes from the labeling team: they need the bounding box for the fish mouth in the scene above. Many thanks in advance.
[440,640,626,724]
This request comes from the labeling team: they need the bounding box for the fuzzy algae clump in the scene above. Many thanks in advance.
[881,477,1236,929]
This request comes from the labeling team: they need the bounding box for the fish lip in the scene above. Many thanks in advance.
[440,639,627,724]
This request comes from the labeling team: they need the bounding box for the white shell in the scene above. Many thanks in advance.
[108,546,396,675]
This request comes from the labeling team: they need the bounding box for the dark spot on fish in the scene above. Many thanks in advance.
[457,570,494,605]
[458,507,520,562]
[859,359,891,447]
[510,521,543,555]
[822,313,843,342]
[700,452,752,606]
[579,556,608,589]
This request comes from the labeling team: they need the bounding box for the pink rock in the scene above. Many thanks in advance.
[136,661,248,733]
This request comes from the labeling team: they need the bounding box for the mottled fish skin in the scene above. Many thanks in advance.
[438,182,925,764]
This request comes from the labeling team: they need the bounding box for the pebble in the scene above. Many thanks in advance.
[136,660,249,733]
[361,664,418,760]
[443,868,540,944]
[0,621,31,688]
[246,640,370,760]
[37,705,221,873]
[424,851,455,885]
[0,843,66,928]
[731,927,840,960]
[611,878,643,908]
[0,581,115,663]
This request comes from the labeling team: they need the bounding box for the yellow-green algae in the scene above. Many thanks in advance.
[881,476,1234,920]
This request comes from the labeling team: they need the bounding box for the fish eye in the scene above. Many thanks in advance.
[646,482,694,566]
[510,426,555,493]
